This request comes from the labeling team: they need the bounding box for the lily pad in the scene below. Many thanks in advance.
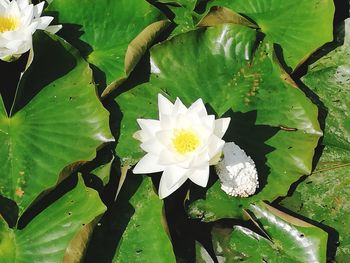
[159,0,199,9]
[156,0,206,35]
[206,0,335,70]
[112,174,176,262]
[115,24,321,219]
[0,32,112,215]
[302,19,350,153]
[0,176,106,263]
[280,148,350,262]
[207,202,328,262]
[281,19,350,262]
[47,0,168,94]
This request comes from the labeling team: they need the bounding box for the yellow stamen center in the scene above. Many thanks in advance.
[0,16,20,33]
[172,129,200,154]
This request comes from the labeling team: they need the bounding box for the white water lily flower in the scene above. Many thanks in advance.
[215,142,259,197]
[0,0,62,61]
[133,94,231,199]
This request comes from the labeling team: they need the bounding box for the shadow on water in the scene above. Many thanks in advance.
[0,196,19,228]
[44,10,93,58]
[17,174,78,229]
[10,31,76,115]
[84,173,143,263]
[221,109,279,192]
[0,52,28,115]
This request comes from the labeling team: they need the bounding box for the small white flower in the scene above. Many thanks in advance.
[133,94,231,199]
[215,142,259,197]
[0,0,62,61]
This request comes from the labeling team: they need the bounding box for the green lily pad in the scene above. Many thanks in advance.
[207,202,328,262]
[302,19,350,154]
[62,216,101,263]
[115,24,321,219]
[47,0,168,94]
[0,176,106,263]
[156,0,206,35]
[281,19,350,262]
[112,175,175,262]
[0,32,112,215]
[206,0,335,70]
[280,148,350,262]
[159,0,199,9]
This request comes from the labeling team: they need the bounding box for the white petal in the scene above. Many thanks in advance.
[45,24,62,34]
[172,97,187,115]
[18,0,30,9]
[158,171,188,199]
[214,117,230,138]
[35,16,53,30]
[188,98,207,117]
[133,130,149,142]
[158,93,173,117]
[5,39,22,49]
[6,0,20,17]
[0,4,6,13]
[33,1,44,17]
[188,165,209,187]
[158,149,178,165]
[163,166,188,188]
[20,4,33,26]
[137,119,161,136]
[0,0,10,10]
[23,20,38,34]
[140,139,163,154]
[190,151,210,167]
[196,115,215,135]
[155,130,172,146]
[17,0,29,7]
[133,153,164,174]
[208,135,225,159]
[160,114,175,129]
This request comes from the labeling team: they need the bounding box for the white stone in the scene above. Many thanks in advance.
[215,142,259,197]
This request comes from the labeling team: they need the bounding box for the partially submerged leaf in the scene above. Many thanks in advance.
[158,0,199,9]
[207,0,335,70]
[111,174,176,263]
[156,0,204,35]
[281,19,350,262]
[0,177,106,263]
[0,32,112,214]
[197,7,257,28]
[280,148,350,262]
[209,203,328,262]
[63,217,101,263]
[47,0,168,92]
[302,19,350,154]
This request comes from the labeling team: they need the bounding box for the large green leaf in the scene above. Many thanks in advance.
[206,0,335,70]
[280,148,350,262]
[205,202,328,262]
[159,0,198,8]
[302,18,350,154]
[0,32,112,214]
[156,0,201,35]
[158,0,199,10]
[0,176,106,263]
[112,174,175,262]
[47,0,167,93]
[281,19,350,262]
[115,24,321,219]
